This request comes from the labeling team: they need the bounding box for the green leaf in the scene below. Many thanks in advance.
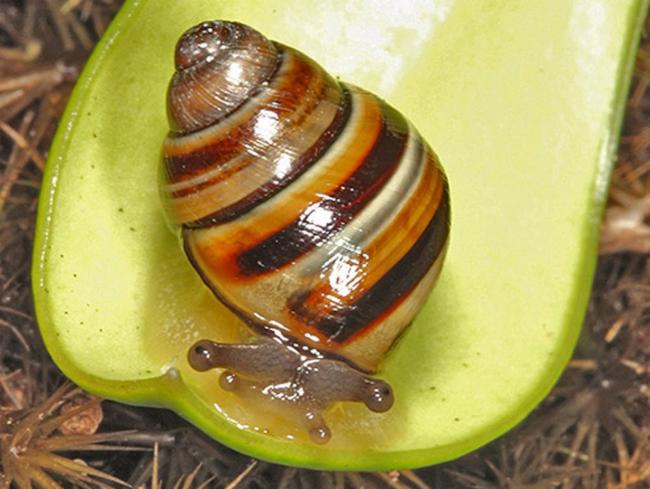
[33,0,648,470]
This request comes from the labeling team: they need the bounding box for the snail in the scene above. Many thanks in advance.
[161,20,450,444]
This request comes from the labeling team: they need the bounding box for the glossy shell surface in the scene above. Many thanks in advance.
[162,21,450,371]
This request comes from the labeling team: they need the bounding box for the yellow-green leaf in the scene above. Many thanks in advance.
[33,0,648,470]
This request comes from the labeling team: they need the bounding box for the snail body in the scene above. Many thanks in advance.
[161,21,450,443]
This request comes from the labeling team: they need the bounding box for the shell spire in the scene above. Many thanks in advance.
[168,21,279,133]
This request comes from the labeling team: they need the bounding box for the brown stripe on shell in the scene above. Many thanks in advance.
[168,67,333,199]
[165,48,322,182]
[183,227,375,372]
[187,88,352,227]
[234,99,410,276]
[178,89,384,285]
[163,85,343,225]
[287,143,441,329]
[290,179,450,343]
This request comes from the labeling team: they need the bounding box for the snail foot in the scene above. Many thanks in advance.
[217,369,332,443]
[187,338,393,443]
[189,339,393,412]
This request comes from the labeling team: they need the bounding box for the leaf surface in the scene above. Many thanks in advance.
[33,0,648,469]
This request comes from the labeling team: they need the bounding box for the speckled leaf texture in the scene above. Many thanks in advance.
[33,0,649,470]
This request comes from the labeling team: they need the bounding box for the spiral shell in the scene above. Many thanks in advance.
[161,21,450,373]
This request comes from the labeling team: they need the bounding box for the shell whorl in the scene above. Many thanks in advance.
[168,21,278,133]
[162,21,450,372]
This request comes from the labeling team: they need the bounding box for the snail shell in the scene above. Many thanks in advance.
[161,21,450,442]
